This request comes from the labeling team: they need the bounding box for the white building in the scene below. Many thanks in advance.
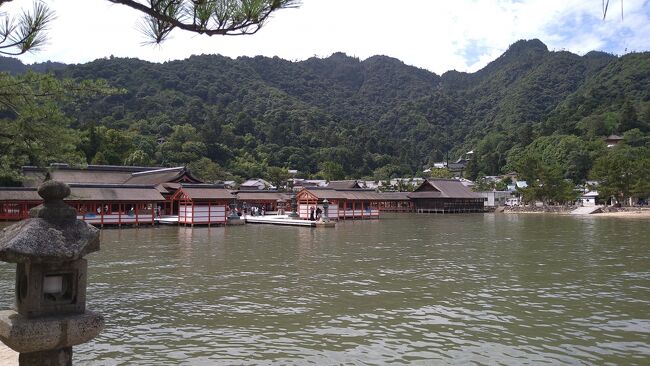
[579,191,599,206]
[240,178,273,190]
[480,191,512,207]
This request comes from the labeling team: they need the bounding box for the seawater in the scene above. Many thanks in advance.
[1,214,648,365]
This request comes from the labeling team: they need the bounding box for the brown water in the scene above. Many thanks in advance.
[1,214,649,365]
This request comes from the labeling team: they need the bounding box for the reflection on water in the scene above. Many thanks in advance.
[1,214,649,365]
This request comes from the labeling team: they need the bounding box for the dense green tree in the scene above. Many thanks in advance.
[266,166,289,190]
[506,135,602,184]
[619,101,639,133]
[187,157,228,183]
[590,146,650,204]
[157,124,206,166]
[426,168,453,179]
[467,133,511,178]
[622,129,649,147]
[0,72,114,184]
[318,161,345,181]
[92,127,135,165]
[373,164,404,181]
[124,149,153,166]
[0,97,84,184]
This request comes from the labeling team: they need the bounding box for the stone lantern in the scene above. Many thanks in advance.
[321,199,330,222]
[315,199,335,227]
[288,194,299,218]
[0,181,104,366]
[227,198,244,226]
[228,198,240,220]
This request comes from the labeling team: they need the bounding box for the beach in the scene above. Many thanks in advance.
[594,210,650,218]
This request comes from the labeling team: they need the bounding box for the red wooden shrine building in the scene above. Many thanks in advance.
[296,188,384,220]
[0,184,165,226]
[171,184,234,226]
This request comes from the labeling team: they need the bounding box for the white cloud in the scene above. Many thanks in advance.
[3,0,649,74]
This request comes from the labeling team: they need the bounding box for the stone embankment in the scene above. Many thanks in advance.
[503,205,650,217]
[599,206,650,213]
[503,205,574,214]
[596,206,650,218]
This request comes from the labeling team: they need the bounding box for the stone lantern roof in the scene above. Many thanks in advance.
[0,181,100,264]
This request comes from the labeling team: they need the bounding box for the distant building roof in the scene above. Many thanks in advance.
[292,179,327,187]
[175,184,233,200]
[377,192,411,201]
[21,164,202,187]
[408,179,482,199]
[66,184,166,201]
[605,134,624,147]
[0,187,41,201]
[124,167,201,184]
[0,184,165,202]
[327,180,362,189]
[447,162,466,171]
[240,178,272,190]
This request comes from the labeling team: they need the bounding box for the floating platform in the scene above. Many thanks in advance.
[244,215,335,228]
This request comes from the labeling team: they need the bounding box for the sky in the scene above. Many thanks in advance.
[3,0,650,74]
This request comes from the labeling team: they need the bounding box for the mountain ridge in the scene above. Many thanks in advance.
[0,39,646,181]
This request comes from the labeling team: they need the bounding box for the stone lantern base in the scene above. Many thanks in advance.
[315,220,336,228]
[227,217,245,226]
[0,310,103,366]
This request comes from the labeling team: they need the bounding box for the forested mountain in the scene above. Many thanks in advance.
[1,39,648,188]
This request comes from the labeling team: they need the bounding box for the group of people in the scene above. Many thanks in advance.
[248,206,265,216]
[309,206,323,221]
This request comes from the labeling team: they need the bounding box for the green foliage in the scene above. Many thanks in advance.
[373,164,406,181]
[426,168,452,179]
[472,177,509,192]
[266,166,289,191]
[0,2,54,56]
[516,160,577,205]
[0,40,648,188]
[506,135,604,184]
[0,72,116,184]
[590,145,650,203]
[318,161,345,181]
[187,158,228,183]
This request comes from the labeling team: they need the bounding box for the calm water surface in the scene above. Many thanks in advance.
[1,214,649,365]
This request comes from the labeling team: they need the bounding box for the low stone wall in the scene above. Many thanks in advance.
[600,206,650,213]
[503,205,574,214]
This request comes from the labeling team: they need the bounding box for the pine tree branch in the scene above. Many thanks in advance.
[108,0,299,43]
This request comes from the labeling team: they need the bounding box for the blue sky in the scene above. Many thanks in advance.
[4,0,650,74]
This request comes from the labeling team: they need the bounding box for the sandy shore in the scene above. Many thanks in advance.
[0,343,17,366]
[593,210,650,218]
